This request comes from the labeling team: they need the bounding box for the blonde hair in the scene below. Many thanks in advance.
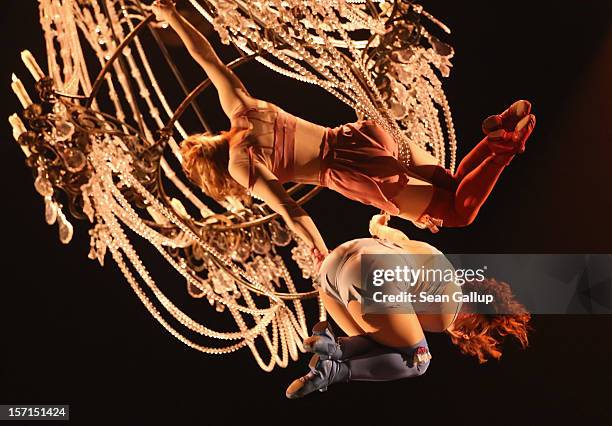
[180,131,249,202]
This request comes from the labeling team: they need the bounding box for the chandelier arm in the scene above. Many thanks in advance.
[362,0,381,19]
[208,255,320,301]
[53,91,91,100]
[101,0,148,136]
[86,13,155,108]
[147,158,316,301]
[133,0,213,133]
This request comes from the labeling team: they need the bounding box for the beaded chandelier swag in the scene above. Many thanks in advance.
[9,0,455,370]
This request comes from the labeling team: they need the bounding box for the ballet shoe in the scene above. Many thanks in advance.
[482,100,532,134]
[285,354,348,399]
[486,113,536,160]
[303,321,342,360]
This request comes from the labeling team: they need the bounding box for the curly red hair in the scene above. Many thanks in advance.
[180,131,249,202]
[449,278,531,363]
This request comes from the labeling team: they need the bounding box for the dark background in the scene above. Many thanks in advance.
[1,1,611,424]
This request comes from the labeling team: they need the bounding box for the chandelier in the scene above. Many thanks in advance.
[9,0,455,371]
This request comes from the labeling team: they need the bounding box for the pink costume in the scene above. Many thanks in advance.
[228,98,536,234]
[229,103,416,215]
[319,120,422,215]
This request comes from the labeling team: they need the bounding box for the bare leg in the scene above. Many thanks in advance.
[319,289,365,337]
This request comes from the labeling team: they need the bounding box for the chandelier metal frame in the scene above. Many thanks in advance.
[9,0,456,370]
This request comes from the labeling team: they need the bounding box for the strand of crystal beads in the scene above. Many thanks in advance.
[278,261,309,334]
[117,0,190,139]
[235,262,303,369]
[90,143,276,313]
[50,2,75,90]
[89,2,145,134]
[72,7,127,121]
[92,172,280,341]
[233,281,280,362]
[239,260,305,364]
[39,1,62,90]
[234,285,291,371]
[108,2,216,215]
[442,95,457,172]
[276,312,291,367]
[84,2,148,127]
[222,290,282,371]
[321,2,386,107]
[111,147,287,305]
[93,147,281,317]
[314,1,413,165]
[287,3,385,120]
[276,257,308,338]
[107,240,250,354]
[266,3,392,136]
[339,0,386,33]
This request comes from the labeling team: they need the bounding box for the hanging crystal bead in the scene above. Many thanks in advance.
[44,196,57,225]
[34,175,54,197]
[57,212,74,244]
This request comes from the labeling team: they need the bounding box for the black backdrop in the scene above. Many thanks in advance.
[1,1,611,424]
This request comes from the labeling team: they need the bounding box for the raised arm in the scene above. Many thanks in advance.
[228,156,329,256]
[152,1,251,117]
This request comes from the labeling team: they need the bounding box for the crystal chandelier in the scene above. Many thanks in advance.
[9,0,455,370]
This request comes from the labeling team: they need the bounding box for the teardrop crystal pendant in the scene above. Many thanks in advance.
[54,120,75,142]
[34,175,54,197]
[62,147,86,173]
[44,196,57,225]
[58,212,74,244]
[269,220,291,246]
[231,243,251,263]
[251,226,271,255]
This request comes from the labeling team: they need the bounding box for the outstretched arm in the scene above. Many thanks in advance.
[228,158,329,256]
[152,1,251,117]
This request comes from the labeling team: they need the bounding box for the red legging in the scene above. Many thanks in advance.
[421,115,536,227]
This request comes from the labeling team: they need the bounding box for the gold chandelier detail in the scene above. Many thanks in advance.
[8,0,455,370]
